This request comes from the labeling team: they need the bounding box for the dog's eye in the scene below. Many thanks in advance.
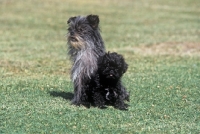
[77,27,83,32]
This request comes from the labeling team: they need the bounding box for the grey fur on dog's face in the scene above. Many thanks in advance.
[67,15,106,105]
[67,15,103,50]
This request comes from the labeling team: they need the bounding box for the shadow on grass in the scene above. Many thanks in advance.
[49,91,91,108]
[49,91,74,101]
[48,91,129,110]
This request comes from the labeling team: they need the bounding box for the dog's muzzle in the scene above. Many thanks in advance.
[69,36,78,42]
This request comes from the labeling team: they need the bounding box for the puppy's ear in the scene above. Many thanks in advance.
[122,62,128,73]
[123,61,128,73]
[67,16,76,24]
[119,55,128,74]
[87,15,99,29]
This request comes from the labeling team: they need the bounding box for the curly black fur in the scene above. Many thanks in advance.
[87,52,130,110]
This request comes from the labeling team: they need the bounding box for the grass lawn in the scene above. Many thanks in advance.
[0,0,200,133]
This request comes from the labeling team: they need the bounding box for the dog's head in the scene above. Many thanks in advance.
[67,15,100,49]
[98,52,128,81]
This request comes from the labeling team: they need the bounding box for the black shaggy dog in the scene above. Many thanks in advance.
[87,52,130,110]
[67,15,105,105]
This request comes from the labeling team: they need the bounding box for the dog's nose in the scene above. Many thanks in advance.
[71,31,75,35]
[110,70,114,74]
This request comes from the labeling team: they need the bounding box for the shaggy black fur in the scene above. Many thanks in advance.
[67,15,105,105]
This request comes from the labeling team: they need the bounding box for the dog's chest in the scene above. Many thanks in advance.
[72,49,98,81]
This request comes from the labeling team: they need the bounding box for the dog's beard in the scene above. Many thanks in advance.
[67,32,100,82]
[71,45,98,83]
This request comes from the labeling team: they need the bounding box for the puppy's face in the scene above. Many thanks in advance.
[67,15,99,49]
[98,52,128,80]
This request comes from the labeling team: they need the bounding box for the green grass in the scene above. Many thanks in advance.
[0,0,200,133]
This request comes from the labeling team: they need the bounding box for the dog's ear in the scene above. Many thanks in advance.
[87,15,99,29]
[119,55,128,74]
[122,62,128,73]
[67,16,76,24]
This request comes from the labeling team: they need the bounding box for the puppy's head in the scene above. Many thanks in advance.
[67,15,100,49]
[98,52,128,80]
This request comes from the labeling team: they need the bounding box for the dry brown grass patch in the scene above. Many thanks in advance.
[115,43,200,56]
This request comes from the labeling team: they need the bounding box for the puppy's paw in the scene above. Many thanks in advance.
[114,104,128,110]
[118,106,128,111]
[114,101,129,110]
[99,105,107,109]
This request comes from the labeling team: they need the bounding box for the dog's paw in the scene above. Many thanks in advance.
[118,106,128,111]
[114,102,129,110]
[99,105,107,109]
[71,99,81,106]
[114,104,128,110]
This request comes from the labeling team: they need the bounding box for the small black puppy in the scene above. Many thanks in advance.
[89,52,130,110]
